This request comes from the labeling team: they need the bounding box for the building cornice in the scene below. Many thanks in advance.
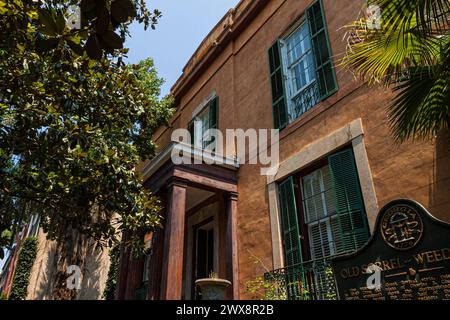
[170,0,270,103]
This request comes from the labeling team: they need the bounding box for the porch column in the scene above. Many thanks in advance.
[225,192,240,299]
[160,178,187,300]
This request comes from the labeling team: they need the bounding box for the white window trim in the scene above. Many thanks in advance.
[280,17,317,123]
[191,92,217,150]
[266,119,379,269]
[192,91,216,119]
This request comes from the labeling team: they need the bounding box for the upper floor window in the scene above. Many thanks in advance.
[268,0,338,130]
[188,96,218,151]
[282,22,319,122]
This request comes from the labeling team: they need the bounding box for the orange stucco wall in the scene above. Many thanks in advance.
[146,0,450,298]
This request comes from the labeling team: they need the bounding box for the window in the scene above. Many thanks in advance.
[277,148,370,300]
[188,96,218,151]
[194,107,211,150]
[268,0,337,130]
[282,22,319,122]
[278,148,370,263]
[301,166,342,260]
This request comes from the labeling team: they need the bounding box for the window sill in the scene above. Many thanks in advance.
[279,81,365,141]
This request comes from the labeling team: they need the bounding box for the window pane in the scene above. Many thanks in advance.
[322,166,336,215]
[284,22,318,122]
[286,23,312,67]
[331,216,344,255]
[194,106,216,150]
[301,167,334,224]
[302,166,340,261]
[319,221,331,258]
[309,221,332,260]
[309,223,323,259]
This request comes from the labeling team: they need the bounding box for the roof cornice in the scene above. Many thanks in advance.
[170,0,270,103]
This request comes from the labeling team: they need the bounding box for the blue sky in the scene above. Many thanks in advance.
[125,0,241,97]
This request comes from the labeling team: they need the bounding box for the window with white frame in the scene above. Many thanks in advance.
[281,21,319,123]
[276,148,371,299]
[268,0,338,131]
[188,96,218,151]
[194,107,211,150]
[301,166,343,260]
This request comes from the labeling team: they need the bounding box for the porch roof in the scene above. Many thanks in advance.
[141,142,240,193]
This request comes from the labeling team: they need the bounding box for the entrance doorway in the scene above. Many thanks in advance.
[185,202,219,300]
[193,220,215,299]
[194,220,215,280]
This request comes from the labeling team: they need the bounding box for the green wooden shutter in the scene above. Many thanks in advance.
[209,96,218,129]
[188,121,194,145]
[328,149,370,253]
[307,0,338,100]
[278,176,303,266]
[268,41,288,130]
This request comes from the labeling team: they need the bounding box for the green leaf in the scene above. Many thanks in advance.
[85,34,102,60]
[96,7,110,35]
[38,8,57,36]
[67,39,84,56]
[80,0,97,13]
[110,0,135,23]
[36,38,59,53]
[55,12,66,34]
[99,30,123,50]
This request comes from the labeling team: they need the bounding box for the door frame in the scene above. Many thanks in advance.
[185,202,219,300]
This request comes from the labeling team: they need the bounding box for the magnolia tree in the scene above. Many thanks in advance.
[0,0,173,298]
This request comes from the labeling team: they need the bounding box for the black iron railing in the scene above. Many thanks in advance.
[264,258,338,300]
[290,81,320,121]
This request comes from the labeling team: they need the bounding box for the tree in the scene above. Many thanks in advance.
[0,0,173,298]
[343,0,450,141]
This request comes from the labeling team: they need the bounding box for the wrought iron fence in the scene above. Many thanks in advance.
[290,81,320,121]
[264,258,338,300]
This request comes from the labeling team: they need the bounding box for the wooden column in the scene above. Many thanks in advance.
[160,178,187,300]
[225,192,240,300]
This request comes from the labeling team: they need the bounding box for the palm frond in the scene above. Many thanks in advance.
[370,0,450,36]
[388,63,450,141]
[342,17,440,84]
[343,1,450,141]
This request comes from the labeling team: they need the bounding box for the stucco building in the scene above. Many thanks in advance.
[116,0,450,300]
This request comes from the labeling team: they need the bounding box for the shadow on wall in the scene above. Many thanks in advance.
[429,128,450,222]
[28,232,110,300]
[77,241,110,300]
[27,232,57,300]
